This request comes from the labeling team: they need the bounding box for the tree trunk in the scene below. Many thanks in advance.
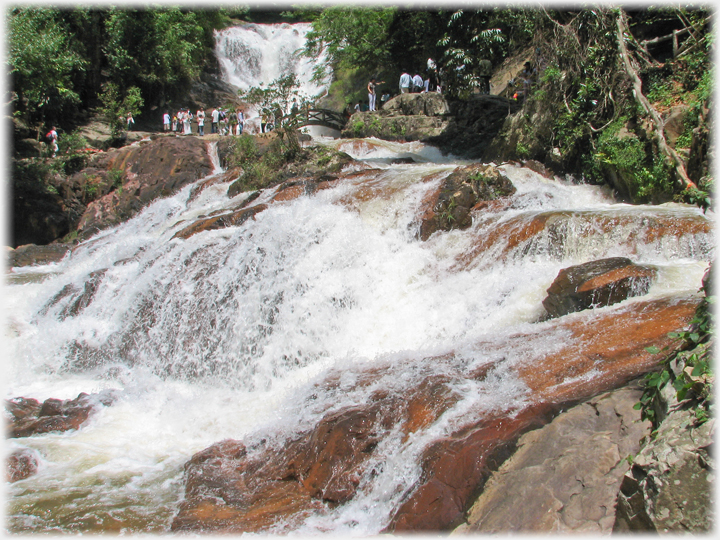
[615,10,697,191]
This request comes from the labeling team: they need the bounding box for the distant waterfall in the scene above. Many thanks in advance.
[215,22,331,100]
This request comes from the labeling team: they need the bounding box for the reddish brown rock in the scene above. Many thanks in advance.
[173,296,698,534]
[7,448,40,482]
[542,257,657,319]
[6,392,115,438]
[418,164,516,240]
[172,204,268,240]
[454,210,712,271]
[386,296,698,531]
[75,137,213,240]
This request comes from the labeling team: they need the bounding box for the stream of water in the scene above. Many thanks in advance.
[4,24,714,535]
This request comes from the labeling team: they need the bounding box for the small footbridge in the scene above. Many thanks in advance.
[293,109,347,131]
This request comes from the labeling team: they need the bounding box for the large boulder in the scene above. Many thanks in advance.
[542,257,657,319]
[172,296,698,534]
[426,95,521,159]
[418,163,516,240]
[74,136,214,240]
[455,385,650,533]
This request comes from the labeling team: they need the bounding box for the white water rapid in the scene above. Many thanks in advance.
[5,22,714,536]
[5,136,713,534]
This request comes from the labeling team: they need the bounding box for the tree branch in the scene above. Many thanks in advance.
[616,10,697,190]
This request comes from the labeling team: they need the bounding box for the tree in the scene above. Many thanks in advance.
[239,74,309,155]
[8,7,86,132]
[304,6,396,82]
[98,82,144,138]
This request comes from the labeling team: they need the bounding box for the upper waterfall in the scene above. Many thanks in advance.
[215,22,331,100]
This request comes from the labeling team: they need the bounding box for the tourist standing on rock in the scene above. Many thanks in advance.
[478,58,492,95]
[183,109,192,135]
[211,107,219,134]
[367,78,384,111]
[412,72,424,93]
[171,113,178,132]
[236,108,244,135]
[399,70,411,93]
[163,112,170,131]
[520,61,537,100]
[126,112,135,131]
[196,107,205,136]
[46,126,58,157]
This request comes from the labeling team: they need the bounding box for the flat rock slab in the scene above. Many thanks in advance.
[7,243,72,268]
[454,385,650,534]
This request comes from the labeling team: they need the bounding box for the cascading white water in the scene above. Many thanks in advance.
[215,23,332,134]
[6,135,713,534]
[6,20,715,533]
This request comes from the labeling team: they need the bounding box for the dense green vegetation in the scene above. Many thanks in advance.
[8,6,236,136]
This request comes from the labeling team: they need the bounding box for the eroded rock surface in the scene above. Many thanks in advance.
[542,257,657,319]
[418,163,516,240]
[173,296,698,534]
[7,243,72,268]
[454,385,650,533]
[6,391,116,438]
[74,136,213,240]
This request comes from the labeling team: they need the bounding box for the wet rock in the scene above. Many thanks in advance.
[173,376,459,533]
[418,163,516,240]
[455,385,650,533]
[172,204,269,240]
[173,296,697,534]
[542,257,657,319]
[453,210,713,271]
[387,296,698,531]
[389,403,559,531]
[6,391,116,438]
[7,448,40,482]
[75,136,213,240]
[7,243,72,268]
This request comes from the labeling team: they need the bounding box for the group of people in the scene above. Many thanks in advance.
[162,106,246,136]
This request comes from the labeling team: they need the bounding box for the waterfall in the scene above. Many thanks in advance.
[215,22,331,102]
[6,28,714,535]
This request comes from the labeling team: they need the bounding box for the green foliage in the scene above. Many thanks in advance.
[108,168,125,190]
[8,7,86,119]
[593,118,673,201]
[99,83,144,137]
[677,185,712,213]
[55,131,92,175]
[304,7,396,81]
[635,271,714,430]
[352,119,366,136]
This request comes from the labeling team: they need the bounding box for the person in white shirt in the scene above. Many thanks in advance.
[399,71,411,93]
[412,73,424,93]
[211,107,220,134]
[196,108,205,136]
[163,112,170,131]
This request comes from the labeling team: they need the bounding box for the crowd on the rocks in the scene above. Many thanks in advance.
[346,55,540,117]
[161,106,247,136]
